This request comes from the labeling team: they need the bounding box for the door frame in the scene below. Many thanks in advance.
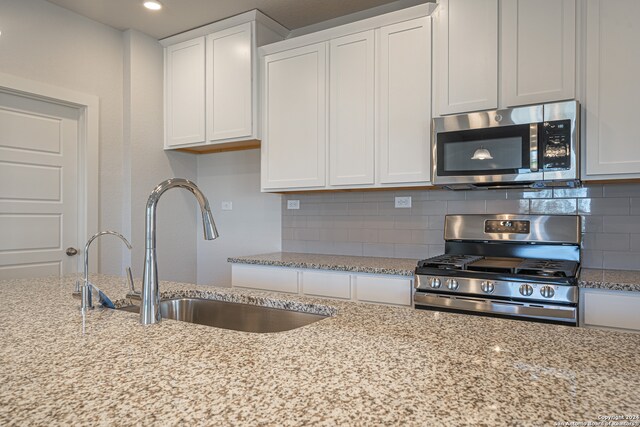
[0,72,99,273]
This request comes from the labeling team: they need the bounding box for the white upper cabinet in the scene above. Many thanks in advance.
[260,4,434,192]
[584,0,640,178]
[433,0,576,116]
[261,43,327,189]
[165,37,206,147]
[434,0,498,115]
[329,31,375,187]
[206,23,253,142]
[379,17,432,184]
[162,12,287,151]
[501,0,576,107]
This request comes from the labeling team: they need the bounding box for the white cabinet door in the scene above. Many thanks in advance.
[378,17,431,184]
[165,37,206,147]
[354,274,412,306]
[301,270,351,299]
[434,0,498,115]
[582,288,640,332]
[329,31,375,186]
[262,43,327,189]
[502,0,576,107]
[206,23,253,142]
[585,0,640,178]
[232,264,299,293]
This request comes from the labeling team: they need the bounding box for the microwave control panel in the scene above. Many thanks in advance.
[541,119,572,170]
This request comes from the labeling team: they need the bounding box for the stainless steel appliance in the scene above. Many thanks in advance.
[414,214,581,325]
[432,100,579,190]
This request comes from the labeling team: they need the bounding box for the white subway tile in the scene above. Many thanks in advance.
[394,244,428,259]
[578,198,629,215]
[530,199,577,214]
[363,243,395,257]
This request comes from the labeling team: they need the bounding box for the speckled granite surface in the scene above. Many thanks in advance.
[579,268,640,292]
[228,252,418,276]
[229,254,640,294]
[2,274,640,426]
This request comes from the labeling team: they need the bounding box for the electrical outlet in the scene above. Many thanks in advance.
[287,200,300,210]
[221,201,233,211]
[395,196,412,208]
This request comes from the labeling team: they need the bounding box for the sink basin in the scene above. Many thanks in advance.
[117,298,328,333]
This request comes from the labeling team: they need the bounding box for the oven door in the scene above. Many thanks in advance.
[414,292,577,325]
[432,104,544,187]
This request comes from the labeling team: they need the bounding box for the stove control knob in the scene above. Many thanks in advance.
[540,286,555,298]
[429,277,442,289]
[446,279,459,290]
[519,284,534,297]
[481,281,495,294]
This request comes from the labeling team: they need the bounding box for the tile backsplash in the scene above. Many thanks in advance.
[282,183,640,270]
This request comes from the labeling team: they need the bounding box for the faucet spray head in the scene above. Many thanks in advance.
[202,206,219,240]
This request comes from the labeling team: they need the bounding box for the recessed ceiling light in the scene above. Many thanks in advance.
[143,1,162,11]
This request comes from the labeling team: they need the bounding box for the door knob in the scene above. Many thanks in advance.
[65,247,78,256]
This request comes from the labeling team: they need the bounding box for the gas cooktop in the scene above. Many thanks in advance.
[413,214,582,326]
[417,254,579,279]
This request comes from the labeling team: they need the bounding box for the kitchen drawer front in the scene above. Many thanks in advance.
[354,274,412,306]
[301,270,351,299]
[582,289,640,332]
[232,264,298,294]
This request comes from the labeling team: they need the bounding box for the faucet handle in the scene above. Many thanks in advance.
[72,279,82,299]
[83,280,94,310]
[125,267,141,300]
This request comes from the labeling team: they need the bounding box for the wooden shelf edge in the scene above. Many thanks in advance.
[174,140,260,154]
[270,185,437,194]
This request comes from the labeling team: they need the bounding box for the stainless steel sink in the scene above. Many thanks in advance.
[117,298,328,333]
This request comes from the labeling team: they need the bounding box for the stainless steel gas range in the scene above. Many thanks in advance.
[414,214,581,326]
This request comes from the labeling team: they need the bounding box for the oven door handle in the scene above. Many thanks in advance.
[530,123,539,172]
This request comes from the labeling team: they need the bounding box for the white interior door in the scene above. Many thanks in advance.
[0,91,80,279]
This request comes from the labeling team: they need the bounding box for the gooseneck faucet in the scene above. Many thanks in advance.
[79,231,133,311]
[140,178,218,325]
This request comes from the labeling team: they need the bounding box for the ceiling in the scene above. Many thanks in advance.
[45,0,412,40]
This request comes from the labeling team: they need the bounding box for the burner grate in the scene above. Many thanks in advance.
[418,254,579,279]
[418,254,483,270]
[515,259,577,278]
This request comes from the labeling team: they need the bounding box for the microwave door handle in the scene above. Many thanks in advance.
[530,123,539,172]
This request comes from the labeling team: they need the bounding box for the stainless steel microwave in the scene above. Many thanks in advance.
[431,101,580,190]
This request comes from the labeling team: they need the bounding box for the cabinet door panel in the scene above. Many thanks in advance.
[232,264,299,293]
[502,0,575,107]
[379,17,431,184]
[585,0,640,177]
[329,31,375,186]
[165,37,206,147]
[302,270,351,299]
[434,0,498,115]
[583,289,640,331]
[262,43,327,189]
[206,23,253,142]
[355,275,412,306]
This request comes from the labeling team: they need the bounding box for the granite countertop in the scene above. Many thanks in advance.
[229,253,640,293]
[227,252,418,276]
[579,268,640,292]
[2,275,640,425]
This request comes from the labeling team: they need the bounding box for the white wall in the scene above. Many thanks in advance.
[196,150,281,286]
[0,0,199,281]
[123,30,198,282]
[0,0,125,273]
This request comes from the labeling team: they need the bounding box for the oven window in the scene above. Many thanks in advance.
[437,124,532,176]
